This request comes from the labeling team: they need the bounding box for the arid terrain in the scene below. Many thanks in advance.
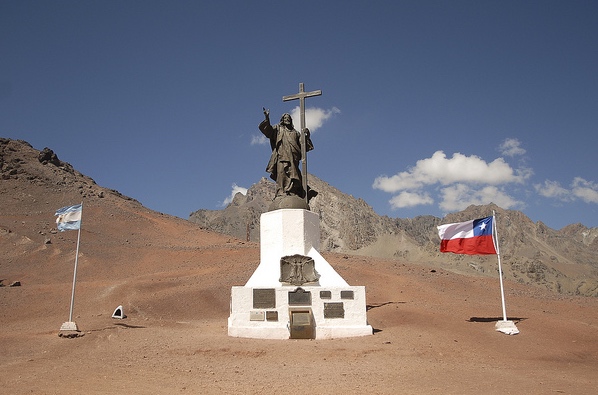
[1,138,598,394]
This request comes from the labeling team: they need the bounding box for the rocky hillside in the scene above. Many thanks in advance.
[0,137,247,286]
[3,137,598,394]
[189,176,398,251]
[190,176,598,297]
[0,138,137,206]
[2,137,596,297]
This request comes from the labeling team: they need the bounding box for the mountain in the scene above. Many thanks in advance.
[2,137,598,394]
[190,175,598,296]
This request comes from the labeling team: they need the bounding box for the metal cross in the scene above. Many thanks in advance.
[282,83,322,203]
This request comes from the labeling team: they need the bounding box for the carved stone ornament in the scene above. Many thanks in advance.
[279,254,320,286]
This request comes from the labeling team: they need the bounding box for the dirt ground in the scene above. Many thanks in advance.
[1,198,598,394]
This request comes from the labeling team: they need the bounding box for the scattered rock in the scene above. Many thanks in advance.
[38,147,62,166]
[58,331,84,338]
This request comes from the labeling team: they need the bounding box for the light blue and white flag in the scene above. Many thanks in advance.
[55,204,82,232]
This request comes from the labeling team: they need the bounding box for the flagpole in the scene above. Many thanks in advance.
[492,210,508,322]
[68,217,82,323]
[60,202,83,332]
[492,211,519,334]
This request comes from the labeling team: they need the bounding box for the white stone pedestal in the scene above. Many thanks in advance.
[228,209,373,340]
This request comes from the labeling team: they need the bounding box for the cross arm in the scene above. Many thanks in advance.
[282,90,322,102]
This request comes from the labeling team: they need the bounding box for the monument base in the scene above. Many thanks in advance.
[228,285,372,340]
[228,209,373,340]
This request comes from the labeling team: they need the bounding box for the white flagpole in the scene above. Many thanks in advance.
[492,210,519,335]
[492,211,508,321]
[60,202,83,332]
[67,218,82,322]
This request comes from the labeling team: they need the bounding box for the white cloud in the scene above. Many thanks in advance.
[251,106,339,146]
[250,134,268,146]
[499,138,526,157]
[220,183,248,207]
[516,166,534,180]
[373,138,598,215]
[373,150,525,193]
[572,177,598,204]
[439,184,523,212]
[535,177,598,204]
[389,191,434,209]
[374,141,533,213]
[534,180,571,201]
[290,106,340,132]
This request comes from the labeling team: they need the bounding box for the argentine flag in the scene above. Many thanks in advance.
[55,204,82,232]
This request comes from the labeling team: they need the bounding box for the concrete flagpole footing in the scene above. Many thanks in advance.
[495,320,519,335]
[59,321,79,332]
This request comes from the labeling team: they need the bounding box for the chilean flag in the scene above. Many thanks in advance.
[437,216,497,255]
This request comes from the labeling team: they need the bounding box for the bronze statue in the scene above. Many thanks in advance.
[259,108,313,200]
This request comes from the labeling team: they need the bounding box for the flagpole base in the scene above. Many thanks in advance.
[495,320,519,335]
[60,321,79,332]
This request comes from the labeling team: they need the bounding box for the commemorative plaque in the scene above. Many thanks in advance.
[340,290,354,300]
[324,302,345,319]
[253,288,276,309]
[289,310,315,339]
[266,311,279,321]
[320,290,332,299]
[250,311,265,321]
[288,287,312,306]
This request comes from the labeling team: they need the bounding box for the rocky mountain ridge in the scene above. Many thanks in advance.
[2,138,596,297]
[3,138,598,393]
[190,175,598,296]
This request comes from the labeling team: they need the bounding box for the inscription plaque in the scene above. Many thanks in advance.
[324,302,345,319]
[289,310,315,339]
[250,311,265,321]
[266,311,279,321]
[340,290,354,300]
[253,288,276,309]
[320,290,332,299]
[288,287,312,306]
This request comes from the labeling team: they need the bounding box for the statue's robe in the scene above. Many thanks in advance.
[259,118,313,198]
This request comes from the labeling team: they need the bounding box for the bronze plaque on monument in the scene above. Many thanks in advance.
[324,302,345,319]
[320,290,332,299]
[266,311,279,321]
[289,309,315,339]
[288,287,312,306]
[253,288,276,309]
[340,290,354,300]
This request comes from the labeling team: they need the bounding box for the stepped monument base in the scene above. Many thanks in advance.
[228,209,373,340]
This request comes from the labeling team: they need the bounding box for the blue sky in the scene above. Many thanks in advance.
[2,1,597,230]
